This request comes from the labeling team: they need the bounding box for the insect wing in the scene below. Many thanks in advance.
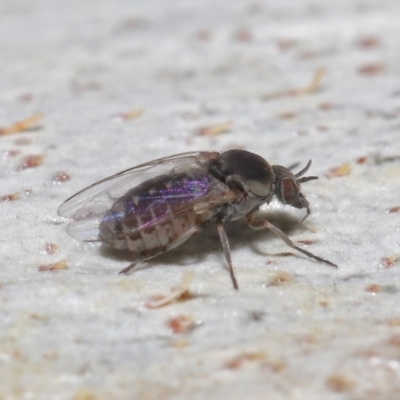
[58,151,221,241]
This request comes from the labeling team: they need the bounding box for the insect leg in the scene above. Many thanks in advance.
[118,248,165,275]
[216,222,239,290]
[119,261,140,275]
[246,214,337,268]
[119,225,200,275]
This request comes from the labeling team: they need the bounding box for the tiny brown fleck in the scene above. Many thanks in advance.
[0,113,43,136]
[18,93,34,102]
[356,156,368,164]
[297,50,316,60]
[274,38,296,52]
[195,121,232,136]
[388,206,400,213]
[145,271,194,308]
[18,154,44,170]
[3,149,21,157]
[318,102,334,111]
[45,243,58,255]
[380,255,398,269]
[115,108,143,120]
[224,352,266,370]
[326,374,355,393]
[266,271,293,287]
[53,171,70,183]
[358,63,385,75]
[0,192,20,202]
[261,68,326,99]
[387,335,400,348]
[366,284,382,293]
[356,36,380,49]
[387,318,400,327]
[277,111,296,120]
[325,163,352,178]
[233,28,253,43]
[167,314,195,334]
[319,300,329,308]
[38,259,68,272]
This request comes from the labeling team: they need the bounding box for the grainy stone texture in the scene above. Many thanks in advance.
[1,1,400,399]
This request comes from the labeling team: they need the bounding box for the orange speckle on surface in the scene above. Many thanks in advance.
[380,255,399,269]
[169,338,190,348]
[388,206,400,213]
[387,318,400,327]
[366,284,382,293]
[326,374,355,393]
[38,259,68,272]
[195,121,232,136]
[0,192,20,202]
[224,352,266,370]
[18,154,43,170]
[325,163,352,178]
[0,113,43,136]
[72,389,98,400]
[356,156,368,164]
[262,67,326,100]
[319,300,329,308]
[167,314,195,334]
[145,271,194,309]
[266,271,293,287]
[277,111,297,120]
[290,67,326,96]
[116,108,143,120]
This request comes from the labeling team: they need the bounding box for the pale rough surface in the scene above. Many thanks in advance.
[1,0,400,399]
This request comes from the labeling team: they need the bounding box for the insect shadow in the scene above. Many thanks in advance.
[99,209,305,272]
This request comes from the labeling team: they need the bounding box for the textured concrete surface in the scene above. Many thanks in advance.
[1,1,400,399]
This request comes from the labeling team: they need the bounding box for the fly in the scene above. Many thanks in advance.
[58,150,337,289]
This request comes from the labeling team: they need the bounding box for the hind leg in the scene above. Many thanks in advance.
[119,226,199,275]
[118,247,167,275]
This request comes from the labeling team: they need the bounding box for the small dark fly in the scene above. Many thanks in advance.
[58,150,337,289]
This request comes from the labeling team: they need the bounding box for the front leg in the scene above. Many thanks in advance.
[246,211,337,268]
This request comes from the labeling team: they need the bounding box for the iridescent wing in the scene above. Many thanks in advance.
[58,151,225,242]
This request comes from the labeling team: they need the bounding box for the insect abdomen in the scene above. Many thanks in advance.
[99,172,210,254]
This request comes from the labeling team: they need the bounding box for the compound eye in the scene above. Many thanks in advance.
[282,178,299,205]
